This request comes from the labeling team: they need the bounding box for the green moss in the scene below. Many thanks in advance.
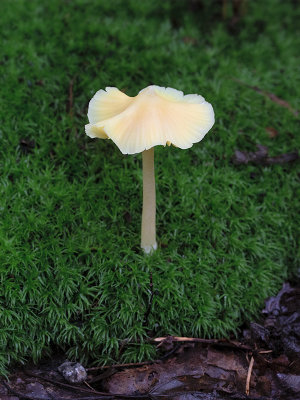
[0,0,299,375]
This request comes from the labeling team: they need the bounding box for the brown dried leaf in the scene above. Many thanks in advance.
[207,347,247,376]
[35,79,44,86]
[104,346,250,396]
[232,145,268,165]
[232,144,299,165]
[265,127,278,138]
[267,152,299,164]
[182,36,198,45]
[19,138,35,154]
[123,211,132,224]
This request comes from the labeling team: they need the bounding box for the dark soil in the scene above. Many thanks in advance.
[1,281,299,400]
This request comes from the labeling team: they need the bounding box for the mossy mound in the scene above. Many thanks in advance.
[0,0,299,375]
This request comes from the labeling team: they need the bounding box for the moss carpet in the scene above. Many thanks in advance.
[0,0,299,375]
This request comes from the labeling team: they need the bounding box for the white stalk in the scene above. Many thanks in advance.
[141,147,157,253]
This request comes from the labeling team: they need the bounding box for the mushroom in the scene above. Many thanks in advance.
[85,85,214,253]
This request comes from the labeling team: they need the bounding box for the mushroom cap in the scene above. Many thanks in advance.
[85,85,214,155]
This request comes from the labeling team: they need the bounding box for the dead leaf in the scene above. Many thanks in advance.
[276,373,300,394]
[232,144,267,165]
[272,354,290,367]
[267,152,299,164]
[123,211,132,224]
[232,144,298,165]
[266,127,278,138]
[35,79,44,86]
[19,138,35,154]
[207,347,248,376]
[250,322,269,344]
[262,283,294,316]
[182,36,197,45]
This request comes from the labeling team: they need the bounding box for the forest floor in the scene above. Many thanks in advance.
[2,280,299,400]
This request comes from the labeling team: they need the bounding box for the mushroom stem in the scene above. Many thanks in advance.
[141,147,157,253]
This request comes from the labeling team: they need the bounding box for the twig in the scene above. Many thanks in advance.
[152,336,252,350]
[87,367,116,384]
[159,343,181,360]
[154,335,224,343]
[87,345,179,374]
[67,76,76,117]
[87,360,161,371]
[24,370,102,394]
[88,337,267,375]
[246,355,255,396]
[88,337,251,373]
[232,78,299,117]
[24,370,150,399]
[3,380,272,400]
[84,379,97,391]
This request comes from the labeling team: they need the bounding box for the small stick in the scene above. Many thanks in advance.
[84,379,96,391]
[87,360,161,371]
[24,371,150,399]
[88,337,268,373]
[246,355,255,396]
[88,368,116,384]
[24,371,102,394]
[159,344,181,360]
[68,76,76,117]
[232,77,299,117]
[152,336,252,350]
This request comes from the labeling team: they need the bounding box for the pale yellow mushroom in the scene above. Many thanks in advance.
[85,85,215,253]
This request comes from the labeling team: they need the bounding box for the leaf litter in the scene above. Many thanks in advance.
[1,282,299,400]
[232,144,298,165]
[265,127,278,139]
